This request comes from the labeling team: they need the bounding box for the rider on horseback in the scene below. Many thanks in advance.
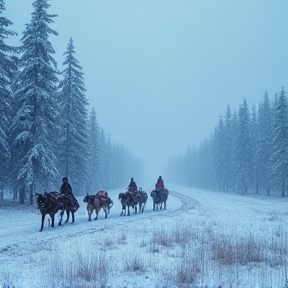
[60,176,72,195]
[60,176,80,209]
[127,177,137,202]
[155,176,164,197]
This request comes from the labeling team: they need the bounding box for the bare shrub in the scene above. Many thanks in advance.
[123,252,146,272]
[159,267,178,288]
[151,226,174,247]
[102,237,114,249]
[149,242,160,254]
[269,232,288,265]
[43,248,109,288]
[211,232,266,265]
[0,272,16,288]
[75,250,108,287]
[176,250,198,286]
[172,222,200,247]
[117,233,127,245]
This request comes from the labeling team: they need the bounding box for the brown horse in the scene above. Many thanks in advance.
[83,193,113,221]
[150,188,169,210]
[35,192,78,232]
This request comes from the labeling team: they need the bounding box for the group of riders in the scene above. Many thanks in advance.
[127,176,165,200]
[58,175,166,210]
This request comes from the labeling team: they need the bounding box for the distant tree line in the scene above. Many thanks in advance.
[167,88,288,197]
[0,0,143,204]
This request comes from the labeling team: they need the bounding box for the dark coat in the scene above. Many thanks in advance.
[128,180,137,191]
[60,182,73,195]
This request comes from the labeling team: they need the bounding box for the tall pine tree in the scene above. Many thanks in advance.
[270,88,288,196]
[9,0,59,203]
[0,3,17,197]
[234,98,252,194]
[58,38,89,195]
[87,108,101,192]
[255,91,272,195]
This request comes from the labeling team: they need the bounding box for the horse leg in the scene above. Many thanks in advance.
[65,210,70,223]
[94,208,99,220]
[40,213,45,232]
[51,214,55,227]
[58,210,64,226]
[87,208,92,221]
[143,201,147,212]
[120,204,125,216]
[104,207,108,219]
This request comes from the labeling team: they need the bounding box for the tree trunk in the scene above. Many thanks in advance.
[0,189,3,207]
[29,184,34,205]
[19,186,25,204]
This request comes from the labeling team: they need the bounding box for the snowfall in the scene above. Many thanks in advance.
[0,184,288,288]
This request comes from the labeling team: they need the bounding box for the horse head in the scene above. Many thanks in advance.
[35,193,49,209]
[83,193,90,203]
[118,192,126,200]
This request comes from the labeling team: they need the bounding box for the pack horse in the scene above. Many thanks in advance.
[35,191,79,232]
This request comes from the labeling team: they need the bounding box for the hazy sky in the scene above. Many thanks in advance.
[4,0,288,178]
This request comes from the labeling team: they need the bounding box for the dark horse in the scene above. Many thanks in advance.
[150,188,169,210]
[118,189,148,216]
[35,191,79,232]
[135,188,148,213]
[118,192,137,216]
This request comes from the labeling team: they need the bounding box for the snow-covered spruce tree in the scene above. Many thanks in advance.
[58,38,89,195]
[255,91,272,195]
[87,108,101,192]
[270,88,288,197]
[112,144,132,188]
[250,103,258,193]
[222,105,234,192]
[229,109,239,192]
[9,0,59,204]
[213,115,225,191]
[197,137,213,189]
[0,3,18,198]
[234,98,252,194]
[99,131,112,189]
[183,146,196,187]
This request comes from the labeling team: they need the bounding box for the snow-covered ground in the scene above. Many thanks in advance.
[1,184,288,288]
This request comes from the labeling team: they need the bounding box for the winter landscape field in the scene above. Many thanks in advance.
[1,184,288,288]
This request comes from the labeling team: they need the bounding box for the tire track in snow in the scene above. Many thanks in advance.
[0,189,200,257]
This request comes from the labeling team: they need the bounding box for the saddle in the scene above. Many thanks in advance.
[46,191,79,211]
[96,190,108,199]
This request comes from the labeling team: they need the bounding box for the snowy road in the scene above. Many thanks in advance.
[0,187,196,258]
[1,185,288,288]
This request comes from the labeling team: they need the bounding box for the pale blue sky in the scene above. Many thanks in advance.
[5,0,288,179]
